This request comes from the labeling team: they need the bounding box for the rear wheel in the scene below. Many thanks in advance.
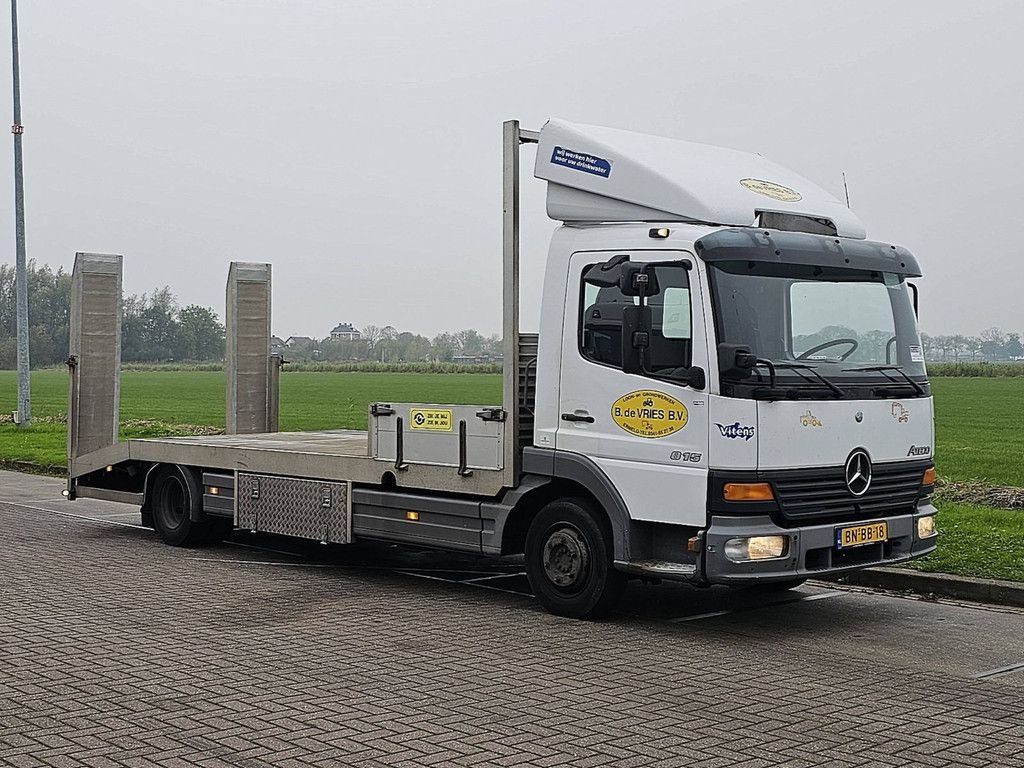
[525,498,624,619]
[149,465,211,547]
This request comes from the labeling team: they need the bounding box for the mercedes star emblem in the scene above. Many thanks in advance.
[854,411,864,423]
[845,449,872,497]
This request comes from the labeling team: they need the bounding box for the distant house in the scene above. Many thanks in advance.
[285,336,315,349]
[270,335,286,355]
[329,323,361,341]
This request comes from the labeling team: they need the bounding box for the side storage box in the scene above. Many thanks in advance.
[236,473,351,544]
[369,403,504,470]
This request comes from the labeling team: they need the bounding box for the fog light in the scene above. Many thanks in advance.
[724,535,788,562]
[917,515,936,539]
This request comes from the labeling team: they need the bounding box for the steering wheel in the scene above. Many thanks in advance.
[797,338,859,361]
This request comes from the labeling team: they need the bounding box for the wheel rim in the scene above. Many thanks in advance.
[541,524,591,592]
[156,475,187,532]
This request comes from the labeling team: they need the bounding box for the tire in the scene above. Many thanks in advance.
[525,498,625,620]
[148,465,210,547]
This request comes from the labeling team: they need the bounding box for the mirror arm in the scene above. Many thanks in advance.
[755,358,776,389]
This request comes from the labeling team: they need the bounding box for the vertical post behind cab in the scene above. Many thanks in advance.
[502,121,538,489]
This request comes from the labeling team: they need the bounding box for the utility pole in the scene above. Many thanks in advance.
[11,0,29,427]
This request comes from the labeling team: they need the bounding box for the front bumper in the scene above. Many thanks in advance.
[702,504,938,584]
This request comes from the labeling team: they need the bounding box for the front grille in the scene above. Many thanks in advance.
[773,461,926,525]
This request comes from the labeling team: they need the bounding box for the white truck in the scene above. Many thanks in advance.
[66,119,938,618]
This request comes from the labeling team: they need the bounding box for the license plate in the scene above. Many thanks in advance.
[835,521,888,549]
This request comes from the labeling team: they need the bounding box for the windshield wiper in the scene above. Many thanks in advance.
[771,362,846,398]
[844,365,926,396]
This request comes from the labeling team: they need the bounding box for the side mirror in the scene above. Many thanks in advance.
[685,366,706,390]
[618,264,659,297]
[582,254,629,288]
[718,343,757,379]
[621,304,651,375]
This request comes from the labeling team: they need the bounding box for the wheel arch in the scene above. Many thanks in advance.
[485,448,632,560]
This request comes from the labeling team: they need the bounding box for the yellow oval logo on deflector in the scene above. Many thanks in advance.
[740,178,802,202]
[611,390,688,439]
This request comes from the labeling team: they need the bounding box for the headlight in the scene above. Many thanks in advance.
[917,515,937,539]
[724,535,788,562]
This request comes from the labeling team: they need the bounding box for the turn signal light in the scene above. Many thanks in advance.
[723,482,774,502]
[922,467,936,486]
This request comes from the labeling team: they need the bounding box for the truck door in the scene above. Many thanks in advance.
[556,251,710,527]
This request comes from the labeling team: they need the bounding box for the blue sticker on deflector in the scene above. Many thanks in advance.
[550,146,611,178]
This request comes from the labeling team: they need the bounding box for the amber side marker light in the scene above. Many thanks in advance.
[723,482,774,502]
[405,511,420,521]
[922,467,936,485]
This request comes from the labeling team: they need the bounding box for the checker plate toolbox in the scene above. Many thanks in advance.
[236,473,351,544]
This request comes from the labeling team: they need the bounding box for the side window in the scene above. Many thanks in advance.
[579,276,633,368]
[579,263,692,371]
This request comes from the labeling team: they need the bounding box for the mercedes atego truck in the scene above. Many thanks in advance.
[65,119,938,618]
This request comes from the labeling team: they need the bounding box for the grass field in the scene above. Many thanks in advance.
[2,370,1021,485]
[1,369,1021,582]
[903,501,1024,582]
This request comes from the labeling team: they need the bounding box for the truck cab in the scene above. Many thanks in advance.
[516,119,936,615]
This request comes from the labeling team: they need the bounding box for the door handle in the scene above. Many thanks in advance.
[561,412,595,424]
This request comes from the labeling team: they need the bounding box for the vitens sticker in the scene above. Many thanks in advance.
[716,422,755,441]
[611,390,688,439]
[739,178,802,202]
[908,345,925,363]
[409,408,453,432]
[551,146,612,178]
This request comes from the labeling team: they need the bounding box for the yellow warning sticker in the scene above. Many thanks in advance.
[740,178,802,202]
[409,408,453,431]
[611,390,688,439]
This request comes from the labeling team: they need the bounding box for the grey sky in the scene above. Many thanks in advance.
[2,0,1021,339]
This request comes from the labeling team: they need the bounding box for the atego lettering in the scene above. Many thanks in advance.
[716,422,755,441]
[907,445,931,457]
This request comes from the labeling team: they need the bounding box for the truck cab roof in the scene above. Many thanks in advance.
[534,118,867,240]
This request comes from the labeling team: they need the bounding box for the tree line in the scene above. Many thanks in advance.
[3,261,1022,368]
[0,262,223,367]
[286,327,502,364]
[0,262,501,368]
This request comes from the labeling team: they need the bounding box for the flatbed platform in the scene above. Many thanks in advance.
[135,429,371,457]
[72,427,505,496]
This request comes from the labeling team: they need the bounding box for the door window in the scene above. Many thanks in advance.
[579,263,692,372]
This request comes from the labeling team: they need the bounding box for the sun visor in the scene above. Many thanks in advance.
[533,118,867,239]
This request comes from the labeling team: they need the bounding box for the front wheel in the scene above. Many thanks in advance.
[525,498,624,620]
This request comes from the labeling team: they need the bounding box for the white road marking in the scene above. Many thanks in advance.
[397,570,532,597]
[0,500,149,529]
[669,590,846,623]
[189,557,341,568]
[973,661,1024,680]
[464,572,529,583]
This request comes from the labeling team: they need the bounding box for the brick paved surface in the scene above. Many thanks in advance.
[2,500,1023,768]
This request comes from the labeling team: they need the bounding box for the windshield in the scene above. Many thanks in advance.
[709,260,927,397]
